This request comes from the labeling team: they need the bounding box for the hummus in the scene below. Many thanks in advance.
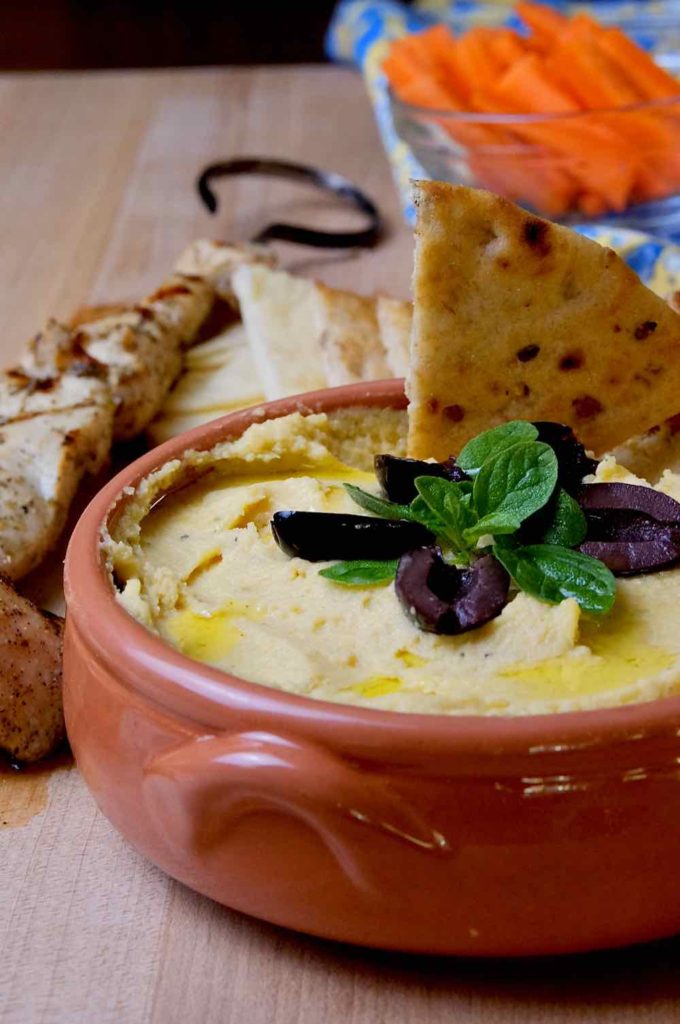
[104,408,680,716]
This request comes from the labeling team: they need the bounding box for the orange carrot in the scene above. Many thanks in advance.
[578,192,608,217]
[549,36,644,108]
[486,29,530,71]
[514,1,569,44]
[414,25,472,105]
[597,27,680,101]
[496,53,580,113]
[383,41,463,109]
[382,4,680,217]
[454,28,509,87]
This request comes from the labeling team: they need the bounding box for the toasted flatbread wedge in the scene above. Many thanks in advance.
[147,411,220,446]
[317,285,390,386]
[184,331,238,370]
[159,324,261,416]
[612,416,680,482]
[147,323,264,446]
[376,296,412,377]
[232,265,327,399]
[407,181,680,459]
[0,370,113,579]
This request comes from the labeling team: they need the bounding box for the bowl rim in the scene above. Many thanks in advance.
[389,87,680,125]
[64,378,680,759]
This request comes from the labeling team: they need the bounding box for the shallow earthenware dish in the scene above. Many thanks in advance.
[63,379,680,956]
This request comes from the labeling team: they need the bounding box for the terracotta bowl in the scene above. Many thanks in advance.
[63,380,680,956]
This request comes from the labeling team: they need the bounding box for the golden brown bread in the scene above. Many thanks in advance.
[407,181,680,459]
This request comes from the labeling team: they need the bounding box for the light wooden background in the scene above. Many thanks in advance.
[2,66,680,1024]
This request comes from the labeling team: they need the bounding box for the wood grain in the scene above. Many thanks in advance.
[1,65,679,1024]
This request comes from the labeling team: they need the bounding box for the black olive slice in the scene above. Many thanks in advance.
[395,548,510,635]
[584,508,662,542]
[533,421,599,493]
[375,454,468,503]
[580,531,680,575]
[578,501,680,575]
[271,511,433,562]
[578,482,680,524]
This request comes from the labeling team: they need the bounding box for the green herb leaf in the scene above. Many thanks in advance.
[343,484,411,521]
[319,559,399,587]
[540,488,588,547]
[493,543,616,614]
[414,476,476,549]
[458,421,539,476]
[467,441,558,539]
[409,496,450,537]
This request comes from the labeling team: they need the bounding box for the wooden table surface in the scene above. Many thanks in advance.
[2,65,680,1024]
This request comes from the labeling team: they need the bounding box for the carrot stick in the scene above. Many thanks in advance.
[549,36,644,108]
[514,1,569,44]
[497,53,581,113]
[487,29,530,71]
[454,28,509,86]
[415,25,472,105]
[597,27,680,101]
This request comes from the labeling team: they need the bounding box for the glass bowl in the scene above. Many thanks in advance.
[390,92,680,239]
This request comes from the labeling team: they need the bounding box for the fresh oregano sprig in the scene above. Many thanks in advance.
[318,559,399,586]
[335,420,615,614]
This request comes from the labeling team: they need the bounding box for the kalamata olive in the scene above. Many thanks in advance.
[395,548,510,634]
[578,482,680,524]
[580,530,680,574]
[271,511,433,562]
[577,483,680,574]
[583,508,663,542]
[375,454,468,504]
[533,421,599,493]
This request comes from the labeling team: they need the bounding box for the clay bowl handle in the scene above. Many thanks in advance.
[144,730,449,892]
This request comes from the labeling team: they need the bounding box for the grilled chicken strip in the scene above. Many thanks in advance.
[174,239,276,308]
[0,576,64,762]
[22,273,214,441]
[0,368,113,580]
[0,242,275,760]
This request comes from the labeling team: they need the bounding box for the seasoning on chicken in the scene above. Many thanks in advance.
[0,576,64,763]
[0,368,113,580]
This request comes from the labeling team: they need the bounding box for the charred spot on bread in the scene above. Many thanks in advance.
[634,320,658,340]
[559,351,585,371]
[572,395,604,420]
[443,404,465,422]
[517,344,540,362]
[523,218,551,257]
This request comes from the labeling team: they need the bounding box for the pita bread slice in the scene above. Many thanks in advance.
[147,323,264,445]
[377,296,412,377]
[160,324,260,415]
[317,285,390,386]
[232,265,327,400]
[147,411,218,446]
[407,181,680,459]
